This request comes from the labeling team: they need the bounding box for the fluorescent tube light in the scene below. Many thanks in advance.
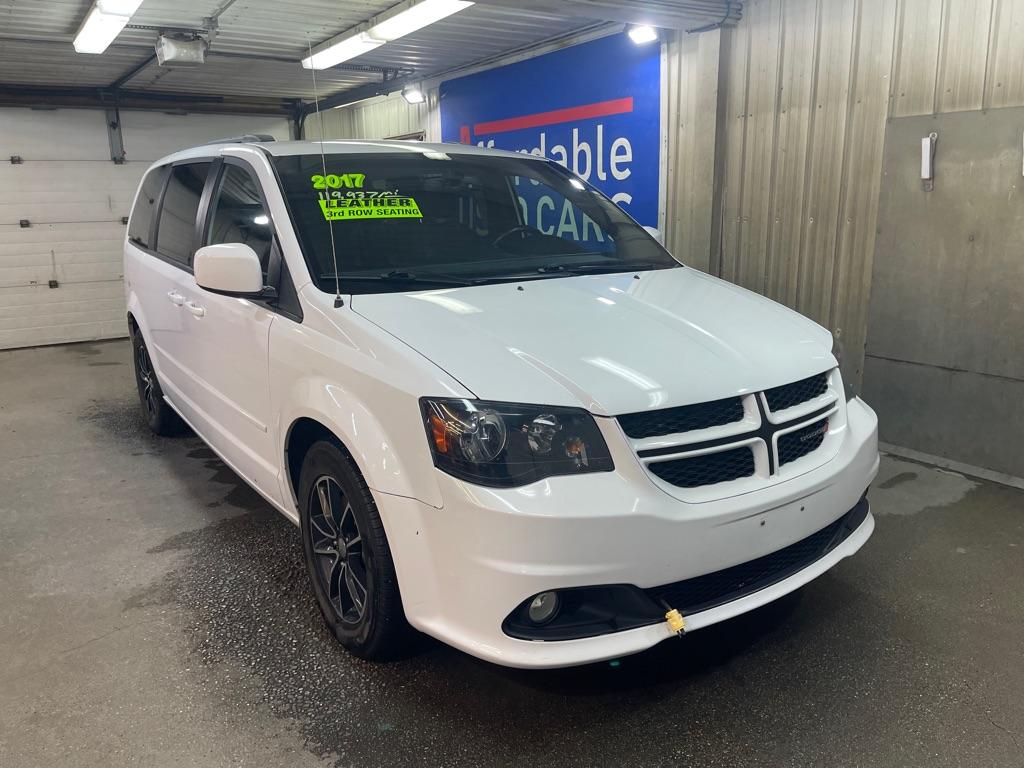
[370,0,473,42]
[73,0,144,54]
[303,0,473,69]
[302,31,383,69]
[627,25,658,44]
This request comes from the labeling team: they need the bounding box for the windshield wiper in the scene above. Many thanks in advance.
[536,262,661,276]
[473,263,659,282]
[557,264,659,274]
[319,270,479,287]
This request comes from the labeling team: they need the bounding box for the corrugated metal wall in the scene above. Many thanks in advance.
[715,0,1024,384]
[663,29,723,273]
[304,90,442,142]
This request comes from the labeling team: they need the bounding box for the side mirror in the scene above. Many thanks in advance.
[643,225,664,245]
[193,243,270,298]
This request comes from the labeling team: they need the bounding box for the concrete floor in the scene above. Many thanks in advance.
[1,339,1022,768]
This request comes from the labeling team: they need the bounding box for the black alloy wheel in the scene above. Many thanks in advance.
[297,440,416,660]
[131,329,184,436]
[135,341,159,420]
[308,475,369,625]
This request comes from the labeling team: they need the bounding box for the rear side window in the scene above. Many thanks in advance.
[128,167,165,249]
[155,162,212,266]
[206,163,273,277]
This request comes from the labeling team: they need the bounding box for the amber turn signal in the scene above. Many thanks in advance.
[429,411,449,454]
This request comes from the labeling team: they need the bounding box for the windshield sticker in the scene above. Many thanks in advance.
[311,173,421,220]
[311,173,366,189]
[319,196,422,220]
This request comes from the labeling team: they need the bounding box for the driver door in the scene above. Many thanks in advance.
[181,158,280,503]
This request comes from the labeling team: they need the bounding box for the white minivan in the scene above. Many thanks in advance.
[124,137,878,668]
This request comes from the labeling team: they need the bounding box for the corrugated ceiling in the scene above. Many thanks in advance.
[0,0,739,104]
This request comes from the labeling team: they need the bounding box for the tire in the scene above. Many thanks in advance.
[131,328,185,436]
[298,440,415,660]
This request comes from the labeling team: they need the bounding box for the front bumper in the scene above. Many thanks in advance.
[376,397,879,668]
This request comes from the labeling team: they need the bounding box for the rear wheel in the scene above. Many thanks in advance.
[298,440,415,660]
[131,329,184,436]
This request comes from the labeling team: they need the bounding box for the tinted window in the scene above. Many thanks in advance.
[155,162,211,265]
[128,167,165,249]
[273,153,676,295]
[206,164,273,276]
[513,175,609,254]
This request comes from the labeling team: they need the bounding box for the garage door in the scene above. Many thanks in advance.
[0,108,290,350]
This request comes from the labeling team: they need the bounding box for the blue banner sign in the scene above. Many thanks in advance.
[439,33,662,232]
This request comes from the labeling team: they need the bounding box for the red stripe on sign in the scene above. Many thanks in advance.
[473,97,634,136]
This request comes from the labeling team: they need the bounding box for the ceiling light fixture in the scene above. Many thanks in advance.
[370,0,473,41]
[302,32,383,70]
[627,24,659,45]
[73,0,144,54]
[402,85,426,104]
[303,0,474,70]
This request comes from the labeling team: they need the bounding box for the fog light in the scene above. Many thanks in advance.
[527,591,560,625]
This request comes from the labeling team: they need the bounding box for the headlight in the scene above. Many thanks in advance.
[420,398,614,487]
[831,335,858,401]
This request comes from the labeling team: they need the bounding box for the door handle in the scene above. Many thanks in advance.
[167,290,185,306]
[185,300,205,318]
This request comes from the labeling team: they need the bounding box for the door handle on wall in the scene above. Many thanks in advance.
[185,301,205,317]
[167,290,185,306]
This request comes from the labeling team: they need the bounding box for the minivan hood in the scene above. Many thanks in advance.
[352,268,835,415]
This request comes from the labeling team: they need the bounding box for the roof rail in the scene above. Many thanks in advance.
[202,134,277,145]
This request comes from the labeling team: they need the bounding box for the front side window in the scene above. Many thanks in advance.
[128,166,165,249]
[273,152,677,294]
[206,163,273,277]
[155,161,211,266]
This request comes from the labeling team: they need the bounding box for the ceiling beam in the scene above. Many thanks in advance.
[109,52,157,90]
[0,84,299,116]
[471,0,742,31]
[0,33,409,74]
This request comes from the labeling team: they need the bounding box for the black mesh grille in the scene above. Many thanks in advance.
[778,418,828,466]
[648,446,754,488]
[646,495,869,615]
[764,372,829,412]
[618,397,744,439]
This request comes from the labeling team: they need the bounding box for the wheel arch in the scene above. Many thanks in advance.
[277,375,443,513]
[282,413,438,633]
[125,288,151,346]
[281,408,441,509]
[284,417,345,510]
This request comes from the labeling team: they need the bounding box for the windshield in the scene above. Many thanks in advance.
[273,151,679,294]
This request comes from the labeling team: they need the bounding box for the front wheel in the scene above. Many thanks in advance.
[298,440,416,660]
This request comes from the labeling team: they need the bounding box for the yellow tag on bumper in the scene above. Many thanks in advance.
[319,197,422,221]
[665,608,686,634]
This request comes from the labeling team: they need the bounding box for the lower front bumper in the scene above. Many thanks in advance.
[376,397,879,668]
[500,508,874,669]
[503,493,871,642]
